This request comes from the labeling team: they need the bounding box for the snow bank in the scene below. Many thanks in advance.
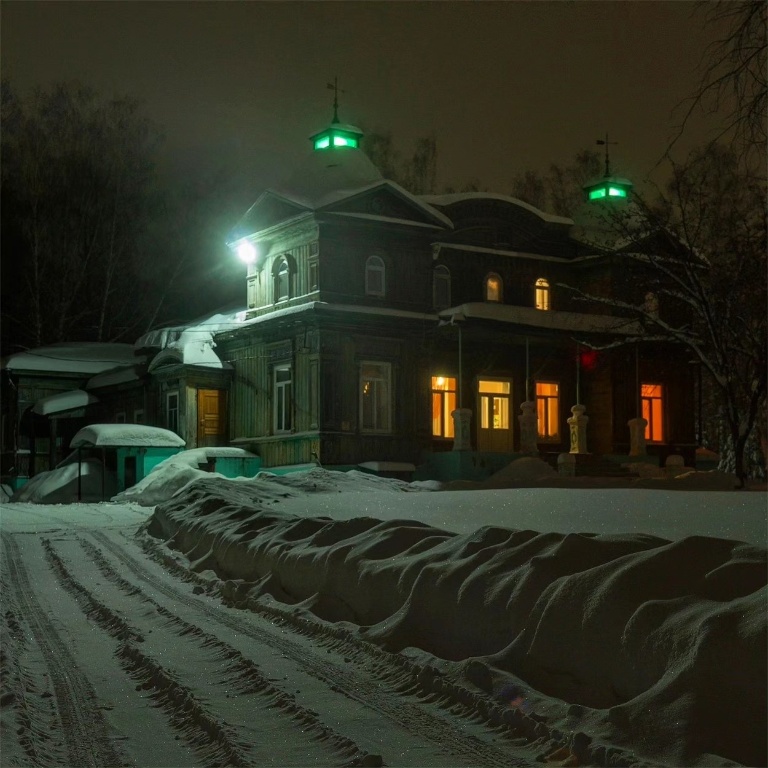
[143,469,767,767]
[113,448,258,506]
[10,459,116,503]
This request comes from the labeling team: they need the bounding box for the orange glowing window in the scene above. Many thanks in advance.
[485,273,502,302]
[641,383,664,442]
[431,376,457,438]
[535,381,559,438]
[535,278,551,310]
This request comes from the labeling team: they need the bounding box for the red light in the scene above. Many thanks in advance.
[579,349,599,371]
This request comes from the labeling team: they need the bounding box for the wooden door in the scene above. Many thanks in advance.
[197,389,227,447]
[477,378,513,452]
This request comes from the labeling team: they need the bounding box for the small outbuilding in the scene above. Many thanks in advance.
[69,424,186,497]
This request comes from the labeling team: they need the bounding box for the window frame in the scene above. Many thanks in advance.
[641,382,664,442]
[166,392,179,435]
[273,364,293,433]
[484,272,503,302]
[365,255,386,298]
[535,380,560,440]
[431,375,457,438]
[535,277,551,311]
[360,361,392,433]
[274,256,291,303]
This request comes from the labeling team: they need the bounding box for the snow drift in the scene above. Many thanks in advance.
[144,469,767,767]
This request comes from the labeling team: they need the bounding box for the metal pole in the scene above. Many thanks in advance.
[77,447,82,502]
[458,323,463,410]
[525,337,530,401]
[635,344,641,417]
[576,343,581,404]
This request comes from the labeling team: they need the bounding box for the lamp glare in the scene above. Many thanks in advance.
[237,240,257,264]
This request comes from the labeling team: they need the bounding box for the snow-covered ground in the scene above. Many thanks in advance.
[1,457,765,767]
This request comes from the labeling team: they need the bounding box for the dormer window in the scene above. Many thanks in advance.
[485,273,503,302]
[433,265,451,309]
[535,278,551,310]
[366,255,386,297]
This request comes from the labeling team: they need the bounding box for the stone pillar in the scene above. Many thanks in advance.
[628,417,648,456]
[517,401,538,455]
[451,408,472,451]
[567,404,589,454]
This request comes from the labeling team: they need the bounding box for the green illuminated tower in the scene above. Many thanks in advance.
[583,134,633,202]
[309,77,364,151]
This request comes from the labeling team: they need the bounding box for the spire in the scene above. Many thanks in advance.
[596,133,618,177]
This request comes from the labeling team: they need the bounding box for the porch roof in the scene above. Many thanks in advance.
[32,390,99,417]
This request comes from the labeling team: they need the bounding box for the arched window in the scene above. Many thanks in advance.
[535,278,550,310]
[273,257,291,303]
[485,273,502,302]
[365,255,385,297]
[433,265,451,309]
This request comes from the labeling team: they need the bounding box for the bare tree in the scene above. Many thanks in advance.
[672,1,766,163]
[511,149,602,216]
[1,81,162,349]
[561,144,767,486]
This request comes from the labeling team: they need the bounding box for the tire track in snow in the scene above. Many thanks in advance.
[47,536,368,767]
[0,533,126,768]
[91,529,526,767]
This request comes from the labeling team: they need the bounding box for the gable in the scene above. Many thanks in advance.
[321,185,447,229]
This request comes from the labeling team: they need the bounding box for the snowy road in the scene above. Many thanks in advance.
[0,503,545,768]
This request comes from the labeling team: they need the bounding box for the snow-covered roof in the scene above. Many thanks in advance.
[433,242,571,263]
[1,343,139,375]
[32,390,99,416]
[87,365,143,390]
[135,307,244,351]
[147,329,230,372]
[440,302,642,334]
[238,147,453,235]
[420,192,573,225]
[70,424,186,448]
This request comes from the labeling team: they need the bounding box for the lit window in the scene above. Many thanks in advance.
[479,379,510,429]
[641,383,664,442]
[485,273,502,302]
[535,278,551,310]
[166,392,179,435]
[360,362,391,432]
[274,366,292,433]
[365,255,386,297]
[431,376,456,438]
[535,382,559,439]
[274,257,290,302]
[433,266,451,309]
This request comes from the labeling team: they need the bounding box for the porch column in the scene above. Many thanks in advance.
[518,401,538,455]
[451,408,472,451]
[568,404,589,454]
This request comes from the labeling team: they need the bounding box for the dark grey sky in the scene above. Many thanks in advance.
[2,1,726,196]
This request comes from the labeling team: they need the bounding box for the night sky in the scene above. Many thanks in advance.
[2,1,727,198]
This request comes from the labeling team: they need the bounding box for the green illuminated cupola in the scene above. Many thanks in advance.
[583,134,633,202]
[309,77,364,151]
